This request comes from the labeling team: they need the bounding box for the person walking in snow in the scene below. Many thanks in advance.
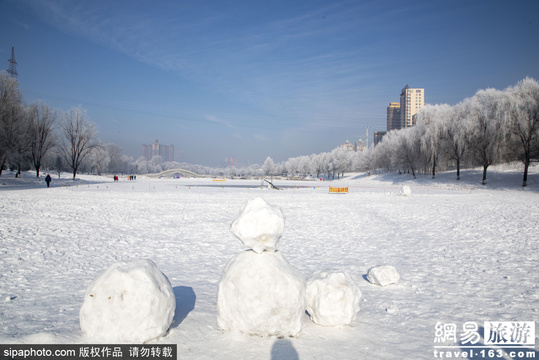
[45,174,52,188]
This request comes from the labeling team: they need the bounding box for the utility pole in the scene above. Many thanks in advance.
[7,46,18,79]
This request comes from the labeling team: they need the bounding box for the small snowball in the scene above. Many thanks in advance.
[230,197,285,254]
[80,259,175,343]
[217,250,305,337]
[306,271,362,327]
[400,185,412,196]
[366,265,400,287]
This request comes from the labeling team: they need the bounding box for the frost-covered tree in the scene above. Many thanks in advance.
[27,101,58,177]
[297,155,311,177]
[331,147,352,178]
[466,88,509,185]
[505,77,539,187]
[0,71,24,175]
[262,156,275,176]
[390,126,424,178]
[60,106,99,180]
[441,102,469,180]
[417,104,452,178]
[285,157,300,177]
[89,145,109,175]
[104,143,124,174]
[309,153,325,178]
[136,156,148,174]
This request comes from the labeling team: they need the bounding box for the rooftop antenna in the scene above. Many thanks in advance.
[7,46,18,79]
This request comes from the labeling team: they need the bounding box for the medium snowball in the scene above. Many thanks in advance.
[400,185,412,196]
[366,265,400,287]
[230,197,285,254]
[80,259,176,343]
[306,271,362,327]
[217,250,305,337]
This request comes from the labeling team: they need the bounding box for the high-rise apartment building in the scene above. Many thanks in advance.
[142,139,174,162]
[400,85,424,128]
[374,131,387,146]
[386,102,401,131]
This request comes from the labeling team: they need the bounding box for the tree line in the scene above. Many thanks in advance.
[2,71,537,186]
[263,77,539,187]
[0,71,136,179]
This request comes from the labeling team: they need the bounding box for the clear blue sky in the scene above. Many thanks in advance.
[1,0,538,167]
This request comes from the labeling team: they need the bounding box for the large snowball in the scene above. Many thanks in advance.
[80,259,176,343]
[366,265,400,287]
[400,185,412,196]
[217,250,305,337]
[230,197,285,254]
[306,271,362,327]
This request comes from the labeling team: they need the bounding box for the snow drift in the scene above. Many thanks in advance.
[79,259,175,343]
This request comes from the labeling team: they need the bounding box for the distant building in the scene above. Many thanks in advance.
[400,85,424,128]
[339,140,355,152]
[374,131,386,146]
[387,102,401,131]
[355,139,367,152]
[142,139,174,162]
[339,139,368,152]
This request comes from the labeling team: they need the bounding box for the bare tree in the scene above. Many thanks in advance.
[60,106,98,180]
[27,101,58,177]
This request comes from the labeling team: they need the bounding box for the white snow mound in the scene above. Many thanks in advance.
[230,197,285,254]
[217,250,306,337]
[366,265,400,287]
[306,271,362,327]
[80,259,176,343]
[400,185,412,196]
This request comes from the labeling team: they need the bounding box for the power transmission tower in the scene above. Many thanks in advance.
[7,46,18,79]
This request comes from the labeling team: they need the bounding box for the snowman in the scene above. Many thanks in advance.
[216,197,306,337]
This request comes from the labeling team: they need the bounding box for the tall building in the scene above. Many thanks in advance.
[374,131,387,146]
[386,102,401,131]
[400,85,424,128]
[142,139,174,162]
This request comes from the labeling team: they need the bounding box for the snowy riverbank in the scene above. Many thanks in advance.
[1,168,538,359]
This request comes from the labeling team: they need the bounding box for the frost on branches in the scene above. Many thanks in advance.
[79,259,176,343]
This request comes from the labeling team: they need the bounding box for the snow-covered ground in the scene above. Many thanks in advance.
[1,167,538,359]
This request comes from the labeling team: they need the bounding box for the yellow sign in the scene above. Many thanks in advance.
[213,179,226,182]
[329,187,348,193]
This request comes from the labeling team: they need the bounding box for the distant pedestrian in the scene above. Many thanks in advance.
[45,174,52,188]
